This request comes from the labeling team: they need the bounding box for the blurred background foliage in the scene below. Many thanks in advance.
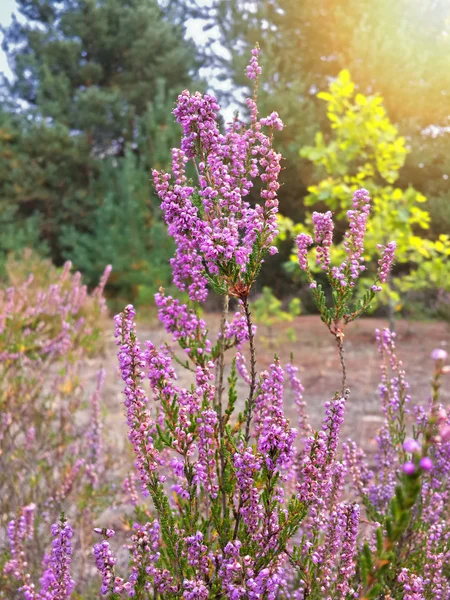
[1,0,449,319]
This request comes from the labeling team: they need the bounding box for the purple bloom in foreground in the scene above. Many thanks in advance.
[40,518,75,599]
[403,439,420,454]
[114,304,159,496]
[431,348,448,362]
[419,457,433,472]
[403,461,416,475]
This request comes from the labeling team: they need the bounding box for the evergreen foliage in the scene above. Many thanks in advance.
[0,0,199,287]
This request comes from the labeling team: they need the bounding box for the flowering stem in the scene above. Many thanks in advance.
[215,294,229,420]
[242,295,257,442]
[216,293,229,517]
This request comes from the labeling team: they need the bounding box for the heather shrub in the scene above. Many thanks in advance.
[3,48,450,600]
[0,252,113,597]
[94,49,448,598]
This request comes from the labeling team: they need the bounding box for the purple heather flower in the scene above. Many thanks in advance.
[233,446,263,538]
[312,210,334,269]
[398,569,425,599]
[224,306,256,350]
[431,348,448,362]
[246,46,262,80]
[369,425,397,509]
[403,439,421,454]
[93,539,118,595]
[195,409,219,496]
[40,518,75,599]
[285,362,311,438]
[335,504,360,596]
[3,505,37,596]
[236,351,251,384]
[419,457,433,472]
[122,472,139,506]
[185,532,210,575]
[254,360,297,471]
[152,46,283,300]
[376,328,410,418]
[260,111,284,130]
[297,396,346,506]
[296,233,314,272]
[343,441,373,498]
[377,241,396,283]
[424,521,450,598]
[182,578,209,599]
[155,290,211,356]
[114,305,159,496]
[333,188,371,286]
[403,461,416,475]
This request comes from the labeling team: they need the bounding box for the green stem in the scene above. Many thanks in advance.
[243,295,257,442]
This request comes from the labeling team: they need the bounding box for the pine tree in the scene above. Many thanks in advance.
[1,0,199,264]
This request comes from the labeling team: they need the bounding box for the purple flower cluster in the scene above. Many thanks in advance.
[296,189,396,303]
[195,409,218,496]
[39,520,75,599]
[255,361,297,471]
[296,396,346,505]
[93,537,118,595]
[312,210,334,270]
[123,472,139,506]
[245,46,262,80]
[398,568,426,599]
[377,241,397,283]
[311,502,360,596]
[224,306,256,350]
[233,445,263,537]
[5,513,74,600]
[376,327,411,416]
[153,47,283,300]
[285,362,311,438]
[4,505,36,592]
[155,290,211,357]
[114,305,159,495]
[0,262,110,361]
[332,188,371,286]
[296,233,313,272]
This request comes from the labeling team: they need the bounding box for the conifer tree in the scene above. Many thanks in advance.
[1,0,199,265]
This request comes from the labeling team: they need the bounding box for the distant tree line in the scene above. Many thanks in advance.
[1,0,449,311]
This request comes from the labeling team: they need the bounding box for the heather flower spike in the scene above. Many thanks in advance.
[296,188,396,391]
[152,44,283,302]
[5,513,74,599]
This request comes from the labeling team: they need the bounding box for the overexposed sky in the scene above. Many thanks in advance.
[0,0,17,80]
